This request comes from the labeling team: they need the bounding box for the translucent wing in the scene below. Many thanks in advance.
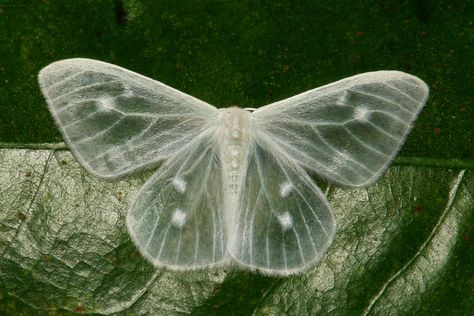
[228,142,336,275]
[38,58,218,178]
[252,71,429,187]
[126,132,227,269]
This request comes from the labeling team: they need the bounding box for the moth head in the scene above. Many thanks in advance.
[213,107,252,144]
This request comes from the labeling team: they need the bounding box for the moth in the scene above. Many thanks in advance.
[38,59,429,275]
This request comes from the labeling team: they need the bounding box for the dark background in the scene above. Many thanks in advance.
[0,0,472,161]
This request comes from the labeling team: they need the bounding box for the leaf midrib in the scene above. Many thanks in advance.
[361,170,467,315]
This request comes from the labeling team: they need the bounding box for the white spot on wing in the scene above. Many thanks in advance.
[277,212,293,230]
[279,180,294,198]
[337,90,349,106]
[172,177,186,193]
[354,106,370,121]
[171,208,186,228]
[99,96,114,110]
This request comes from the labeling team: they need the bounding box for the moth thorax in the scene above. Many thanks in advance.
[220,106,251,140]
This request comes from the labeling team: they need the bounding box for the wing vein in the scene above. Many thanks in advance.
[239,169,257,261]
[295,196,318,257]
[383,82,419,103]
[269,136,353,184]
[342,126,390,158]
[265,212,272,268]
[193,215,200,262]
[75,118,126,145]
[369,110,410,126]
[312,125,376,174]
[61,108,102,129]
[366,121,400,142]
[157,223,172,260]
[349,88,414,114]
[275,159,330,239]
[44,70,87,90]
[50,80,119,101]
[175,231,182,265]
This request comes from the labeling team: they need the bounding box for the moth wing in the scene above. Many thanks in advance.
[126,133,227,269]
[228,143,336,275]
[252,71,429,187]
[38,58,218,178]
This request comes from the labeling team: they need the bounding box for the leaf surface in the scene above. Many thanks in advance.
[0,148,472,315]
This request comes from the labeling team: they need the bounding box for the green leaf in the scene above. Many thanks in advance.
[0,148,472,315]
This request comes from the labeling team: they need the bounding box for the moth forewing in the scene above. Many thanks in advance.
[252,71,429,187]
[38,58,218,179]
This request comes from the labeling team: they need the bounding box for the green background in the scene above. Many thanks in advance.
[0,0,473,315]
[0,0,473,159]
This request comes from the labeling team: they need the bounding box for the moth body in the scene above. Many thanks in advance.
[216,107,253,236]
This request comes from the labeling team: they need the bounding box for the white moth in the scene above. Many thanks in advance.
[38,59,429,276]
